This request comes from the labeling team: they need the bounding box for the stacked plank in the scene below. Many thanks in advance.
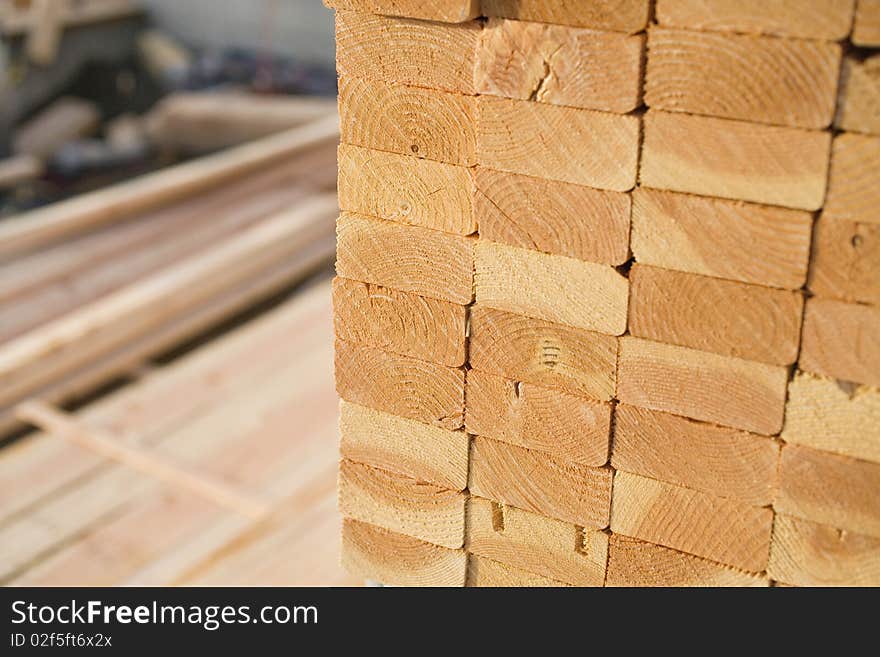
[328,0,880,586]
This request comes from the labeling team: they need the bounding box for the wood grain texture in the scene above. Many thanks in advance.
[776,444,880,539]
[335,212,474,304]
[645,27,840,129]
[338,459,466,548]
[337,144,475,235]
[768,514,880,587]
[655,0,855,40]
[465,369,611,467]
[478,96,640,191]
[611,470,774,572]
[338,77,476,166]
[640,110,831,211]
[476,18,644,113]
[822,133,880,225]
[628,264,804,365]
[469,306,618,401]
[469,436,614,529]
[481,0,651,33]
[475,241,629,335]
[800,298,880,387]
[465,496,607,586]
[335,11,479,94]
[631,188,812,290]
[325,0,479,22]
[475,167,630,265]
[854,0,880,46]
[612,404,779,506]
[616,336,789,435]
[339,401,469,490]
[332,277,467,367]
[466,554,567,587]
[808,218,880,306]
[781,371,880,465]
[341,518,467,586]
[836,55,880,136]
[334,339,464,430]
[606,534,768,587]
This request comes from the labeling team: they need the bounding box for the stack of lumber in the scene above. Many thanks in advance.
[328,0,880,587]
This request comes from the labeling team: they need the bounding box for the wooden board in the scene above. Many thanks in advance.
[645,27,840,129]
[475,167,630,266]
[655,0,855,40]
[466,554,567,587]
[835,55,880,136]
[800,297,880,387]
[475,240,629,335]
[611,404,778,506]
[341,519,467,586]
[337,144,475,235]
[332,277,467,367]
[616,336,789,435]
[628,264,803,365]
[611,470,773,572]
[768,514,880,587]
[606,534,767,587]
[338,76,477,166]
[782,371,880,465]
[853,0,880,46]
[776,444,880,539]
[631,188,812,290]
[481,0,651,33]
[335,212,474,304]
[466,496,607,586]
[476,18,644,114]
[339,401,469,490]
[465,370,611,467]
[822,133,880,225]
[478,96,640,191]
[325,0,479,22]
[469,306,618,401]
[334,339,465,430]
[808,218,880,306]
[335,11,480,95]
[469,436,613,529]
[640,110,831,211]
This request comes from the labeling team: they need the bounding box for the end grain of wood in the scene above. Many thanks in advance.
[466,555,567,587]
[835,56,880,136]
[822,133,880,225]
[481,0,651,33]
[808,218,880,306]
[853,0,880,47]
[324,0,480,23]
[800,298,880,387]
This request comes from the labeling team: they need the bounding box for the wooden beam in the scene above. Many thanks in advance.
[853,0,880,46]
[808,217,880,306]
[481,0,651,33]
[0,154,43,190]
[466,555,567,587]
[822,133,880,225]
[13,96,100,159]
[640,110,831,211]
[325,0,480,23]
[835,55,880,136]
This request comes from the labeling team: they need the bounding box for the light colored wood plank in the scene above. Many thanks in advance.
[782,371,880,465]
[640,110,831,211]
[334,339,464,430]
[800,297,880,387]
[465,496,607,586]
[339,401,469,490]
[612,404,779,506]
[478,96,640,191]
[646,27,840,129]
[13,96,99,159]
[335,10,479,95]
[465,369,611,467]
[341,518,467,586]
[325,0,479,22]
[466,554,567,587]
[809,218,880,306]
[628,264,803,366]
[469,306,618,401]
[335,212,474,304]
[611,470,774,572]
[337,144,475,235]
[476,18,644,113]
[822,133,880,225]
[332,277,467,367]
[338,76,476,166]
[616,336,789,435]
[469,436,613,529]
[0,154,43,190]
[481,0,651,33]
[655,0,855,40]
[475,167,630,266]
[776,444,880,539]
[606,534,768,587]
[631,188,812,290]
[854,0,880,46]
[475,241,629,335]
[768,514,880,587]
[835,55,880,136]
